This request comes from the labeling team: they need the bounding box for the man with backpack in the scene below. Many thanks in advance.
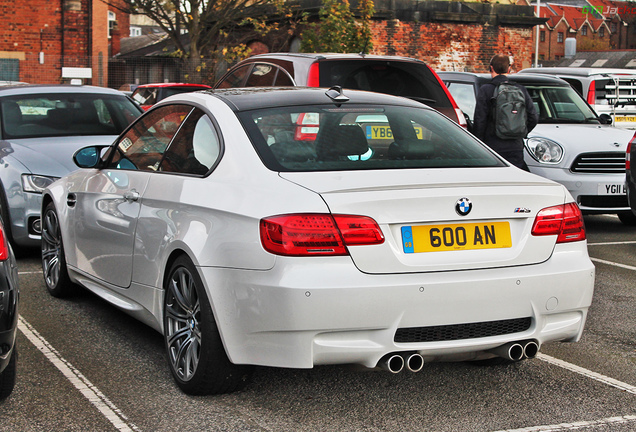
[473,54,538,171]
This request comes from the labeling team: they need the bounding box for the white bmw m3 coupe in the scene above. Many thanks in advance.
[41,86,594,395]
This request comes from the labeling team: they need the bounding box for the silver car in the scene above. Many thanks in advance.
[0,85,143,249]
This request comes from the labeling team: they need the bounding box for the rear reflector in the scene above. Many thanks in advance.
[260,214,384,256]
[531,203,586,243]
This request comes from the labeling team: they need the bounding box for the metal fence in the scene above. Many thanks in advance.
[4,54,227,89]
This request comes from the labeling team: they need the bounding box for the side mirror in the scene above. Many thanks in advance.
[599,114,612,125]
[73,145,109,168]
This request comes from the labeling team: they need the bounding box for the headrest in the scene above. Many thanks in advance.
[317,125,369,160]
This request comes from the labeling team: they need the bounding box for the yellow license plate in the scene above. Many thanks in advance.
[366,125,423,139]
[401,222,512,253]
[614,116,636,122]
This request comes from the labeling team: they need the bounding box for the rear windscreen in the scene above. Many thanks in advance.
[319,60,453,110]
[238,104,504,172]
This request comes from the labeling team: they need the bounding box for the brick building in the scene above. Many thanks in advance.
[0,0,129,85]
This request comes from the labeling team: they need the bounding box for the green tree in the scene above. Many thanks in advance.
[107,0,297,79]
[301,0,375,53]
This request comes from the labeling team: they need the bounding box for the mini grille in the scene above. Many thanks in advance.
[571,152,625,174]
[394,317,532,343]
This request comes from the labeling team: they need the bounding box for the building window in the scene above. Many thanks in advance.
[130,27,142,37]
[599,27,605,38]
[108,11,117,39]
[611,23,617,33]
[540,31,545,42]
[557,32,564,43]
[582,26,587,36]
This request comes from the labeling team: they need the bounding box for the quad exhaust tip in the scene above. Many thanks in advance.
[489,340,540,361]
[378,352,424,373]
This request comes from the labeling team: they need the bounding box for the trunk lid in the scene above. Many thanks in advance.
[280,168,568,274]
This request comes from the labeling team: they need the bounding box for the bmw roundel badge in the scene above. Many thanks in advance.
[455,197,472,216]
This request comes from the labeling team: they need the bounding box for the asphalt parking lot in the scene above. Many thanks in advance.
[0,214,634,432]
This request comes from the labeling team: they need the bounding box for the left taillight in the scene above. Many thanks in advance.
[294,112,320,141]
[531,203,586,243]
[586,80,596,105]
[260,214,384,256]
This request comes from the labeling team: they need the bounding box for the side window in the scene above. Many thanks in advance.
[274,69,294,86]
[216,64,251,88]
[161,108,221,175]
[446,82,477,119]
[109,104,192,171]
[245,63,280,87]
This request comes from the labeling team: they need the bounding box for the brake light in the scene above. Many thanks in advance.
[294,112,320,141]
[0,223,9,261]
[531,203,586,243]
[307,62,320,87]
[429,67,468,129]
[586,80,596,104]
[260,214,384,256]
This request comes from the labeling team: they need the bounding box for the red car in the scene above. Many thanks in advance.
[131,83,212,111]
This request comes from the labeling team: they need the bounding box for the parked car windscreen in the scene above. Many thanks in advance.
[524,85,598,124]
[239,104,504,172]
[1,93,141,139]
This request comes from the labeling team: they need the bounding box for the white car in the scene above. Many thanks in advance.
[41,86,594,395]
[439,72,636,225]
[519,67,636,129]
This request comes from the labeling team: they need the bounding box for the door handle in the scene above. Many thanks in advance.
[123,190,140,202]
[67,193,77,207]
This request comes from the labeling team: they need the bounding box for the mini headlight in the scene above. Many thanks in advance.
[525,137,564,164]
[21,174,59,193]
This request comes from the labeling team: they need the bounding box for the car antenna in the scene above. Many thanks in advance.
[325,86,349,103]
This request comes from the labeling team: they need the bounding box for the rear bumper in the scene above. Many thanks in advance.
[526,164,629,213]
[200,242,595,369]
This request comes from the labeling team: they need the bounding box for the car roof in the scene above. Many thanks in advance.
[243,52,427,64]
[520,67,636,77]
[438,71,570,86]
[193,86,430,112]
[136,83,212,89]
[0,84,129,97]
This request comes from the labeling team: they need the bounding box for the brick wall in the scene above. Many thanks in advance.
[368,20,535,73]
[0,0,128,85]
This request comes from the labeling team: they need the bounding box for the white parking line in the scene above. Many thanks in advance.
[492,415,636,432]
[587,241,636,246]
[18,317,141,432]
[538,353,636,395]
[589,257,636,272]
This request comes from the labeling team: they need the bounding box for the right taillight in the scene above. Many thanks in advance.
[531,203,586,243]
[260,214,384,256]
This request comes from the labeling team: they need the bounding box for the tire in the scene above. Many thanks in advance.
[41,202,74,298]
[163,255,253,395]
[617,211,636,226]
[0,345,17,400]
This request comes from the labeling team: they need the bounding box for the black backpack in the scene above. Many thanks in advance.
[491,81,528,139]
